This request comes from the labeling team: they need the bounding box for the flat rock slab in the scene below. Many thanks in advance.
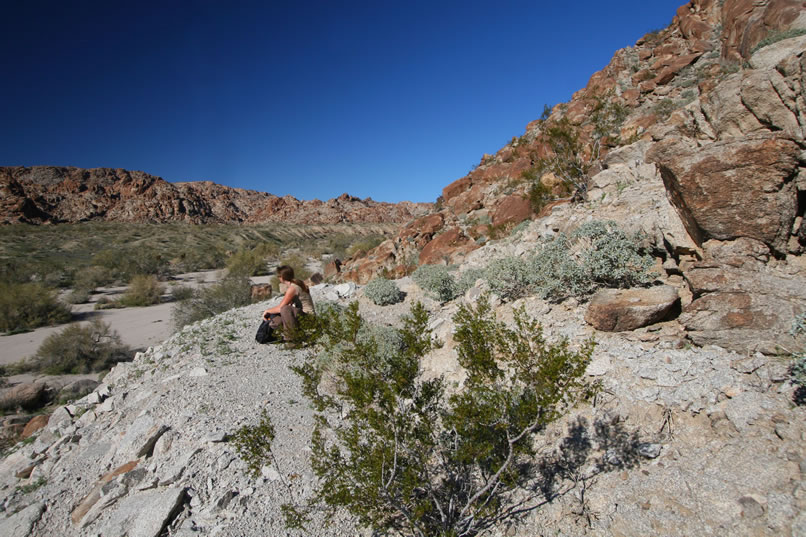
[0,502,45,537]
[100,487,186,537]
[585,286,680,332]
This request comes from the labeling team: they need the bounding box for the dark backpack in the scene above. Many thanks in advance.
[255,320,275,344]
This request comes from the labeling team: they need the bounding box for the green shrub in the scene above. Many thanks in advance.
[278,253,312,281]
[232,409,278,478]
[346,235,385,258]
[0,282,72,333]
[172,275,254,329]
[118,275,164,307]
[92,245,171,280]
[170,285,194,301]
[411,265,460,303]
[226,248,269,277]
[529,234,590,301]
[28,319,131,374]
[477,221,656,303]
[66,288,91,304]
[455,267,485,295]
[363,277,403,306]
[285,298,595,536]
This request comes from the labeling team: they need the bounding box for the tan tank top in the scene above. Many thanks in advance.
[290,283,315,315]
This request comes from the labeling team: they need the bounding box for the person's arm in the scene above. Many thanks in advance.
[263,286,297,318]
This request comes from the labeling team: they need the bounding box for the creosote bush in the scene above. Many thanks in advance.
[411,264,460,303]
[118,274,164,307]
[363,277,403,306]
[282,297,595,536]
[172,275,254,329]
[28,319,131,374]
[0,282,72,334]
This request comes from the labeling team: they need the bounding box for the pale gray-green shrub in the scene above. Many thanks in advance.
[571,221,656,289]
[363,277,403,306]
[483,256,532,301]
[412,265,459,303]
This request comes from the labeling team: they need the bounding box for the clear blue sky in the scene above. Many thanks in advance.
[1,0,685,203]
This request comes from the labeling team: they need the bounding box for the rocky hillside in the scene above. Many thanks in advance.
[340,0,806,357]
[0,166,431,225]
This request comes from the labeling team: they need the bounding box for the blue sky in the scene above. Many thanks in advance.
[1,0,685,203]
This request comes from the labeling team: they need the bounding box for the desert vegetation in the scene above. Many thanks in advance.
[24,319,131,375]
[410,221,656,305]
[237,298,595,535]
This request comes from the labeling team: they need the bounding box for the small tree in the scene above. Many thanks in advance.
[287,297,595,536]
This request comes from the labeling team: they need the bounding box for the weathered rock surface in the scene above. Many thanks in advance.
[0,382,50,412]
[0,167,432,225]
[647,134,801,254]
[585,286,680,332]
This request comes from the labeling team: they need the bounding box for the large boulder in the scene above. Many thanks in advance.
[585,286,681,332]
[0,382,50,412]
[647,133,801,255]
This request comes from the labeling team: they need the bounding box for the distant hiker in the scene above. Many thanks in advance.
[262,265,315,340]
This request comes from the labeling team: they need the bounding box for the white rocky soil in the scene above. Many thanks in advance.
[1,223,804,537]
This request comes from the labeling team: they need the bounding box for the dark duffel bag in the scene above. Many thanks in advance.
[255,319,275,344]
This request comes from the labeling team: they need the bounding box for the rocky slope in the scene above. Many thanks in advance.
[340,0,806,357]
[0,249,804,536]
[0,166,431,225]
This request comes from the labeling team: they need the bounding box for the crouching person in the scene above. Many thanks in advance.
[262,265,315,341]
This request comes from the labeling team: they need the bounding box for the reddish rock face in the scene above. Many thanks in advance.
[491,195,532,228]
[418,228,475,265]
[721,0,805,60]
[647,134,800,254]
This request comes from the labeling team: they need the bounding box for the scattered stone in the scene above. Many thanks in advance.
[334,282,356,298]
[20,414,50,439]
[188,367,208,377]
[59,379,100,402]
[738,495,765,519]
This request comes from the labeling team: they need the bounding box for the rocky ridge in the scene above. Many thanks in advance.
[0,166,431,225]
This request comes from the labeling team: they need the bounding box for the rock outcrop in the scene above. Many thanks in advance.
[0,167,431,225]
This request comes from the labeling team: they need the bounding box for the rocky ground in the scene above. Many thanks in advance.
[1,224,804,536]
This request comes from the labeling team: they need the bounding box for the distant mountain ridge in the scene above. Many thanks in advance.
[0,166,432,225]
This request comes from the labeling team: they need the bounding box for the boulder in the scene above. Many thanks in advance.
[0,382,49,411]
[58,379,100,402]
[309,272,324,285]
[99,487,186,537]
[647,134,801,254]
[585,286,680,332]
